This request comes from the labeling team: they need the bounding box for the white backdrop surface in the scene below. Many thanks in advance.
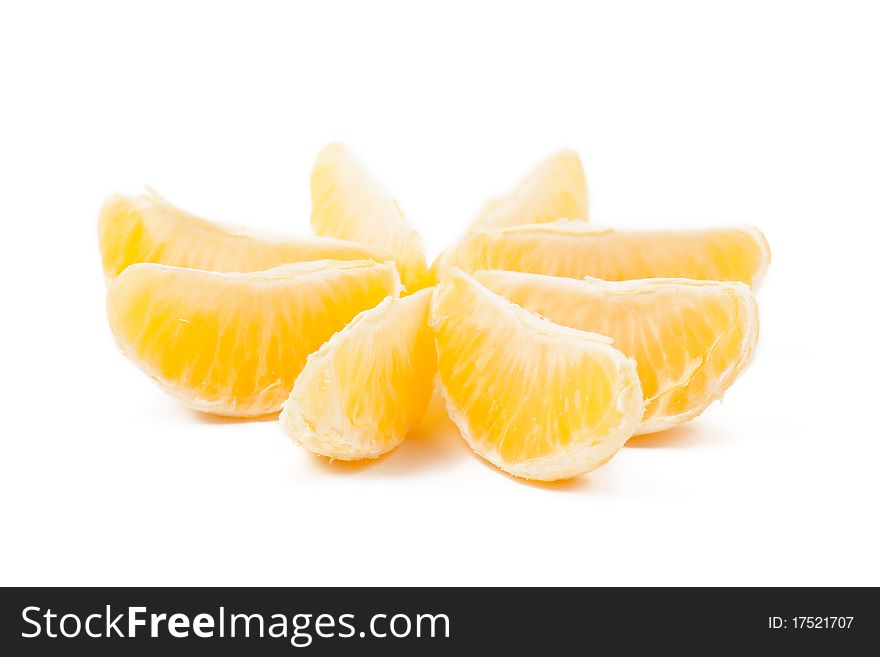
[1,0,877,586]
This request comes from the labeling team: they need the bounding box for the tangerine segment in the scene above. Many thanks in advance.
[429,269,643,481]
[439,220,770,287]
[281,288,436,460]
[311,143,429,290]
[107,260,401,417]
[470,149,588,231]
[98,189,393,280]
[474,270,759,434]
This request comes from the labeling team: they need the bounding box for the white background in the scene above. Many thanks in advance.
[1,0,878,586]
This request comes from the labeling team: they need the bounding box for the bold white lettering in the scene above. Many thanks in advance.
[128,606,146,637]
[193,613,214,638]
[150,613,167,637]
[167,613,190,638]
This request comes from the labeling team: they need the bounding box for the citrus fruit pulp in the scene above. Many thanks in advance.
[99,188,394,280]
[469,149,588,231]
[429,269,643,481]
[436,220,770,287]
[107,259,401,417]
[281,288,436,460]
[311,143,429,290]
[474,270,759,434]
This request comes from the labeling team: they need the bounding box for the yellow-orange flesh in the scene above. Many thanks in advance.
[439,220,770,288]
[281,288,436,460]
[474,270,759,434]
[469,149,588,230]
[107,260,401,417]
[310,143,429,290]
[429,269,643,481]
[98,189,393,280]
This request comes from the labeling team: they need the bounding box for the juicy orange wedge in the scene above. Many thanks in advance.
[436,220,770,287]
[98,189,393,280]
[107,260,401,417]
[281,288,436,460]
[311,143,429,290]
[469,149,588,230]
[430,269,643,481]
[474,270,759,434]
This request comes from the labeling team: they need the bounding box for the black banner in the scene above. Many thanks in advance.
[0,587,875,654]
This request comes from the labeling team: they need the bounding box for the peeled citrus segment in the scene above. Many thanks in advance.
[469,149,588,231]
[98,189,394,280]
[474,270,759,434]
[310,143,429,291]
[107,260,401,417]
[438,220,770,288]
[429,269,643,481]
[281,288,436,460]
